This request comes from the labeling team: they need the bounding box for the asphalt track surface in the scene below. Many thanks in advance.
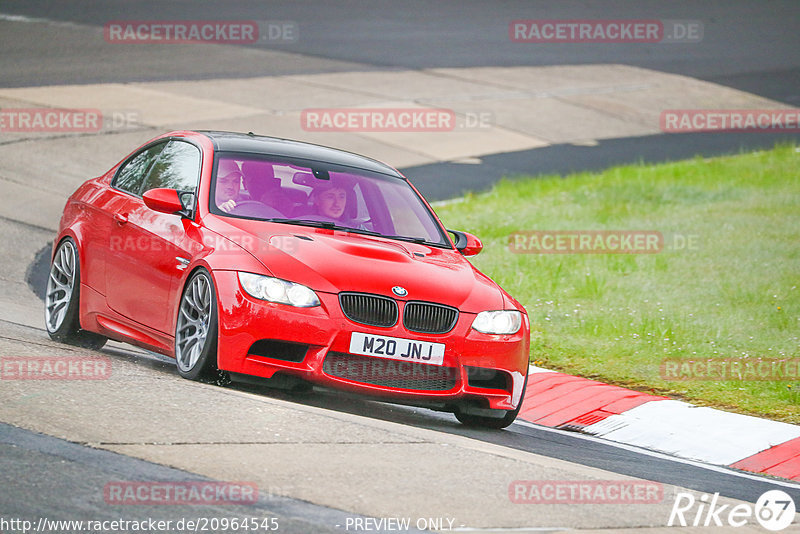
[3,317,800,524]
[2,1,800,88]
[0,422,391,534]
[2,1,800,198]
[2,1,800,531]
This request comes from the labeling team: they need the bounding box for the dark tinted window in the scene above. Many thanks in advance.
[114,142,166,194]
[141,140,201,194]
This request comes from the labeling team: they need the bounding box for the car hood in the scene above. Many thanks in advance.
[205,217,508,312]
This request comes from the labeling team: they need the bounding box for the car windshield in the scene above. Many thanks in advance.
[210,153,449,247]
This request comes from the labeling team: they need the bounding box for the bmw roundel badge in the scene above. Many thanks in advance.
[392,286,408,297]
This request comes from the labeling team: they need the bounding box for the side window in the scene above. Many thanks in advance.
[140,140,201,194]
[114,142,166,194]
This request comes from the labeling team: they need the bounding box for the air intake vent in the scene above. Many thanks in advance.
[247,339,308,362]
[465,366,511,391]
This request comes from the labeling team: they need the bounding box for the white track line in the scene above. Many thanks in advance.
[0,12,90,29]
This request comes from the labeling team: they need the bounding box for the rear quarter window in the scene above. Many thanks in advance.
[113,142,167,195]
[140,140,201,194]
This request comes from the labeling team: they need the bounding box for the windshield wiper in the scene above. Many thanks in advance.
[336,228,434,245]
[345,228,382,237]
[383,235,435,245]
[267,219,438,246]
[267,218,340,230]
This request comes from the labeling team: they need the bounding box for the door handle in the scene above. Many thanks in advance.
[114,213,128,225]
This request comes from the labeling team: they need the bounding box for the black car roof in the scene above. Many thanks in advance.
[196,130,403,178]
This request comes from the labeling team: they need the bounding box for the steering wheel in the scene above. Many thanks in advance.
[229,200,285,218]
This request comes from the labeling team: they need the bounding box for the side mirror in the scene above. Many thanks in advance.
[448,229,483,256]
[143,188,192,217]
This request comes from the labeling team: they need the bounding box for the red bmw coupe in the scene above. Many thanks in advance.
[45,131,530,428]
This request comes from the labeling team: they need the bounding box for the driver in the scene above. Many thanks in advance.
[215,160,244,213]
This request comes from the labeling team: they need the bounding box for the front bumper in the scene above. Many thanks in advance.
[213,271,530,411]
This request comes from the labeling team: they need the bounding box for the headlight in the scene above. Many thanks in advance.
[237,272,320,307]
[471,310,522,334]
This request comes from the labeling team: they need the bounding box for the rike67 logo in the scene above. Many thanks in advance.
[669,490,796,531]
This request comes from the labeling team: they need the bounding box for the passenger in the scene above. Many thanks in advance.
[313,185,348,221]
[241,162,277,205]
[307,178,360,226]
[306,179,372,230]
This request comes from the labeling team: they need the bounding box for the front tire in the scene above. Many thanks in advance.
[454,371,528,429]
[44,238,107,350]
[175,269,219,380]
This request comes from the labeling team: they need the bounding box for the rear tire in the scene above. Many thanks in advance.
[44,238,107,350]
[175,269,219,380]
[454,371,528,429]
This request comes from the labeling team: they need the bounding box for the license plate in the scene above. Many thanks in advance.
[349,332,445,366]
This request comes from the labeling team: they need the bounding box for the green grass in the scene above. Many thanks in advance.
[435,144,800,423]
